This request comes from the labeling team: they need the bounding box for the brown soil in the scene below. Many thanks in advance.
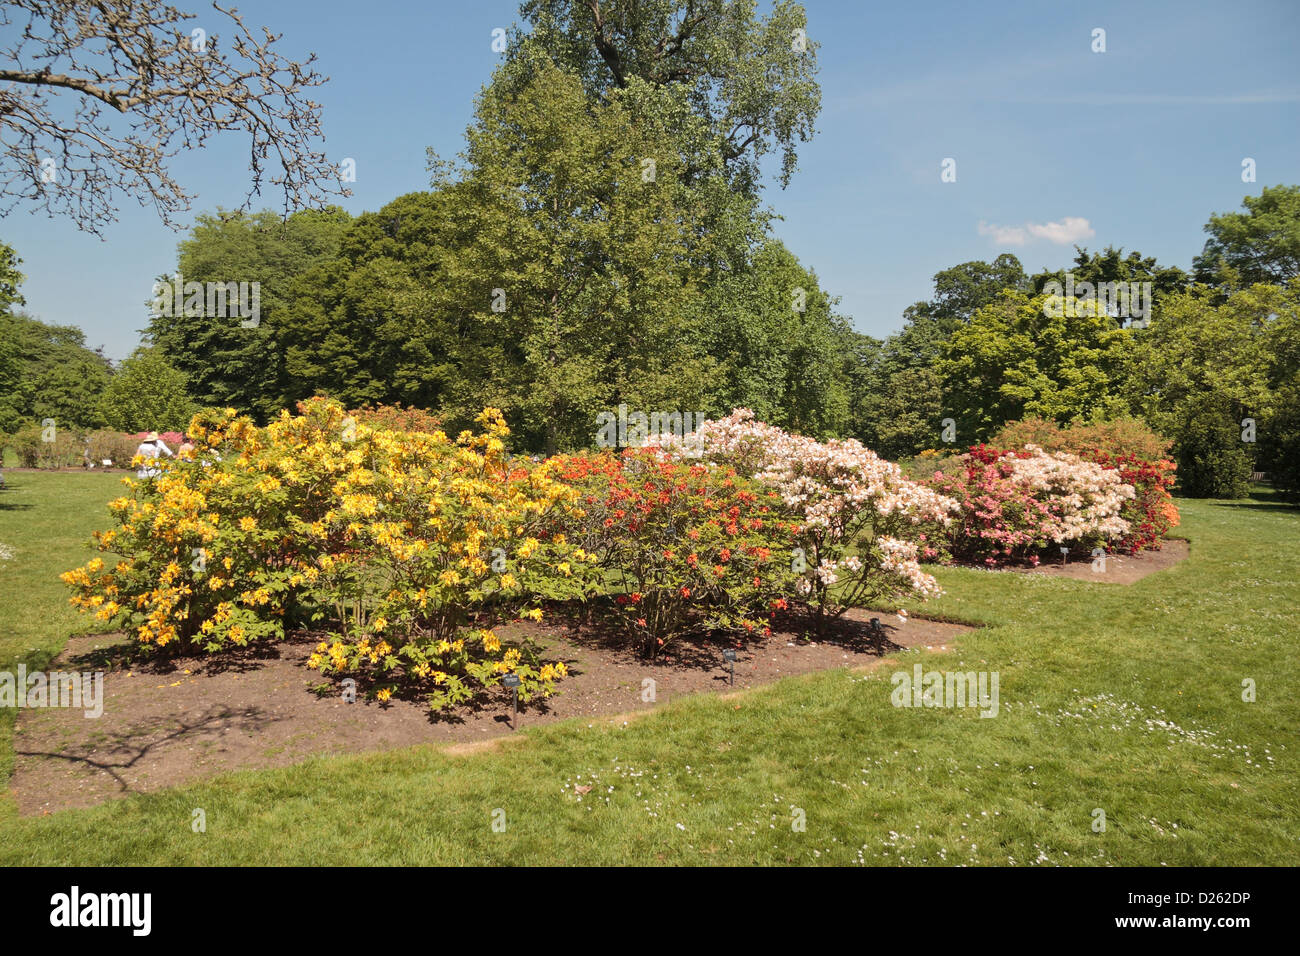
[10,610,971,815]
[1005,538,1189,584]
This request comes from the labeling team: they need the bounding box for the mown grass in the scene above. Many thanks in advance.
[0,470,124,790]
[0,470,1296,865]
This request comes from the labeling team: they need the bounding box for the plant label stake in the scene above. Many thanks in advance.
[1060,545,1070,566]
[723,648,737,685]
[870,617,885,655]
[503,673,520,728]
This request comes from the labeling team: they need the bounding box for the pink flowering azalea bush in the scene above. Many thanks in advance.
[655,410,958,631]
[923,444,1135,567]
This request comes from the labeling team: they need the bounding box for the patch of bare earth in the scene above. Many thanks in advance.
[10,610,970,815]
[1001,538,1189,584]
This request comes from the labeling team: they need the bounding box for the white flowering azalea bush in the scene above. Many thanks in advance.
[1010,445,1134,542]
[655,410,959,632]
[923,443,1136,567]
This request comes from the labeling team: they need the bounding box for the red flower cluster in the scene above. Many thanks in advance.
[552,448,794,657]
[1081,450,1179,554]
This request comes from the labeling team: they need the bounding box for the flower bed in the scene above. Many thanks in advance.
[63,398,589,709]
[61,405,1001,707]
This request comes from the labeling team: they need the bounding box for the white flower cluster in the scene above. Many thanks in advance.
[1005,445,1134,544]
[656,409,957,607]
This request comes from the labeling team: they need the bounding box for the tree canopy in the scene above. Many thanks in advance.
[1194,185,1300,287]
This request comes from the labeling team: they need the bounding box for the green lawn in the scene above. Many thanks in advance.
[0,469,1296,865]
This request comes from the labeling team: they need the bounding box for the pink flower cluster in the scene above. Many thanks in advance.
[925,444,1134,566]
[655,410,958,625]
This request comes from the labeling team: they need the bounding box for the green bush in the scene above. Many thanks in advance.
[1176,416,1252,498]
[992,416,1173,461]
[8,422,85,468]
[1263,381,1300,501]
[84,429,140,469]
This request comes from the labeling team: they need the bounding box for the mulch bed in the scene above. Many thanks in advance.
[1002,538,1190,584]
[10,609,971,815]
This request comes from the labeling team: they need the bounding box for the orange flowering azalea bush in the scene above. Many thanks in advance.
[62,398,588,709]
[552,448,797,657]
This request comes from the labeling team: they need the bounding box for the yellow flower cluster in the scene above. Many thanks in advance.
[63,398,584,709]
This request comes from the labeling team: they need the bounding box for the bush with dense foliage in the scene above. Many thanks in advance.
[552,448,795,656]
[1265,380,1300,500]
[923,445,1135,566]
[62,398,589,709]
[655,410,957,631]
[990,418,1179,552]
[8,421,84,468]
[991,416,1173,463]
[346,402,444,434]
[84,430,142,469]
[1175,410,1253,498]
[1084,451,1179,553]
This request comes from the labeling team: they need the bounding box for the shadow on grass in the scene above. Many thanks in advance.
[0,484,32,511]
[1201,487,1299,513]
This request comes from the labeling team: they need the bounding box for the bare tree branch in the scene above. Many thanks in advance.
[0,0,349,235]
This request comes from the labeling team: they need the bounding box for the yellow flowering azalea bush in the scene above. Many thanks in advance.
[62,398,589,710]
[61,405,277,649]
[298,402,591,709]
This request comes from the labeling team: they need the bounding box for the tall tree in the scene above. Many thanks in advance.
[1128,283,1296,496]
[98,345,195,432]
[0,311,112,432]
[693,239,853,437]
[927,253,1029,325]
[0,240,25,431]
[278,190,465,412]
[1193,185,1300,288]
[510,0,821,195]
[0,239,24,312]
[444,60,716,452]
[1031,246,1188,317]
[853,255,1027,455]
[147,206,352,420]
[939,291,1132,440]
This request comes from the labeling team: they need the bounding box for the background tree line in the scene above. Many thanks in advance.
[2,0,1297,500]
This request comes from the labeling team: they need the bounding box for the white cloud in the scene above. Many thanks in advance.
[977,221,1028,245]
[1026,217,1096,244]
[978,217,1094,246]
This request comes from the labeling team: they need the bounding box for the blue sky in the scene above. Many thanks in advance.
[4,0,1298,361]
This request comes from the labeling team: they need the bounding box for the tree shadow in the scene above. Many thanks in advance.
[1205,492,1298,513]
[791,606,907,655]
[0,482,32,511]
[14,704,277,799]
[62,632,300,676]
